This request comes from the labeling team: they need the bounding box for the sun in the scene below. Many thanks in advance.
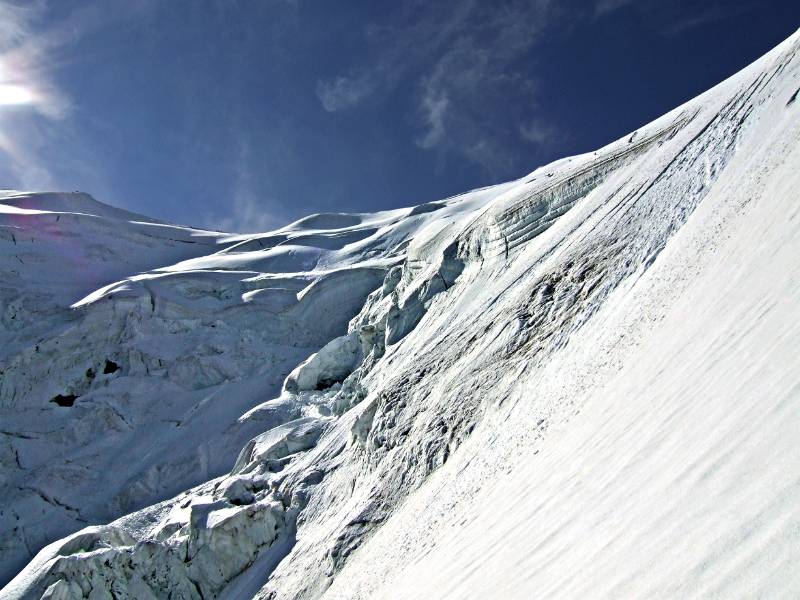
[0,83,35,106]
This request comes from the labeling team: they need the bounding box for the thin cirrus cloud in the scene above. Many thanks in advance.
[417,92,449,149]
[519,119,559,146]
[314,0,559,176]
[315,74,375,113]
[594,0,757,35]
[315,0,478,114]
[314,0,761,178]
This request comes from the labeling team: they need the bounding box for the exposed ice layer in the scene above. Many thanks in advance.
[3,28,800,600]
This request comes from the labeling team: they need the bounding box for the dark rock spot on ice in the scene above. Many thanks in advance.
[51,394,77,407]
[103,359,120,375]
[408,202,446,216]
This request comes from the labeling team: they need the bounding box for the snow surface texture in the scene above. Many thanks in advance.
[2,29,800,600]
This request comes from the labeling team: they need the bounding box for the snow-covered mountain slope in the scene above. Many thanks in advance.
[2,28,800,600]
[0,188,508,588]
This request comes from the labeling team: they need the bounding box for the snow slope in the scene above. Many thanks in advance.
[3,28,800,600]
[0,188,507,588]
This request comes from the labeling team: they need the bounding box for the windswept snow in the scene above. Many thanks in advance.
[2,28,800,600]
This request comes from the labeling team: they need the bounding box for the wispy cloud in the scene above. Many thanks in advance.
[208,139,284,234]
[215,191,284,234]
[519,118,559,146]
[660,3,754,36]
[594,0,756,36]
[316,0,560,175]
[316,74,375,112]
[414,1,558,173]
[314,0,477,113]
[417,91,449,148]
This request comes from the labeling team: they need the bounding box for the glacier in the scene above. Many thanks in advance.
[1,28,800,600]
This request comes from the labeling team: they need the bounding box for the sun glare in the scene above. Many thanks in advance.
[0,83,35,106]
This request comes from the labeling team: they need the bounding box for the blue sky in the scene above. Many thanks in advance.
[0,0,798,231]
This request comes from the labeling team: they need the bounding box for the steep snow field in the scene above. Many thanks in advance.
[2,28,800,600]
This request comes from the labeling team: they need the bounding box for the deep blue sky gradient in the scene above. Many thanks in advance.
[0,0,798,231]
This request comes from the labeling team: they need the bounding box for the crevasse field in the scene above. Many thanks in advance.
[1,28,799,600]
